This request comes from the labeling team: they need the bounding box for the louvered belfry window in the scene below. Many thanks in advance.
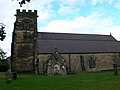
[23,20,30,30]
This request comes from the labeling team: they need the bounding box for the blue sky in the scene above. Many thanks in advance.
[0,0,120,56]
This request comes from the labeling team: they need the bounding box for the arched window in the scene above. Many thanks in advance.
[23,20,30,30]
[89,56,96,68]
[80,55,85,71]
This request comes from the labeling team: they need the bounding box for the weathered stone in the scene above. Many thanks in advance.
[11,9,120,75]
[37,53,120,74]
[11,9,37,72]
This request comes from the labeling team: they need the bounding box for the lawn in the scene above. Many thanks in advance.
[0,72,120,90]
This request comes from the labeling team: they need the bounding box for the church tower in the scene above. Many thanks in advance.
[11,9,38,72]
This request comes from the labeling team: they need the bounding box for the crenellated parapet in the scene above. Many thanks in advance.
[15,9,37,17]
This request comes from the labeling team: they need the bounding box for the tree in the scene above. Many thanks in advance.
[0,48,9,72]
[12,0,31,7]
[0,47,7,60]
[0,23,6,41]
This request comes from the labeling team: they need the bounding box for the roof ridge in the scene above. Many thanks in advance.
[38,32,110,36]
[39,39,117,42]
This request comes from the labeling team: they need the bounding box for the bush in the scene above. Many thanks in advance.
[0,60,10,72]
[0,65,9,72]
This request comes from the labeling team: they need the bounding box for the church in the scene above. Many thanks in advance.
[11,9,120,76]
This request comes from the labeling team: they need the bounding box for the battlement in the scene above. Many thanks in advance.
[16,9,37,16]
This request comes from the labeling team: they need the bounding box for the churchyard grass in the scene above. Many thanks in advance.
[0,72,120,90]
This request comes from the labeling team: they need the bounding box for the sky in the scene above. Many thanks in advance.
[0,0,120,56]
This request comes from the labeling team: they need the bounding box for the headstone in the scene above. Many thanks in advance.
[12,72,17,80]
[113,64,118,75]
[6,69,12,84]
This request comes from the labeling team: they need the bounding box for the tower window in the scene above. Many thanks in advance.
[89,56,96,68]
[23,20,30,30]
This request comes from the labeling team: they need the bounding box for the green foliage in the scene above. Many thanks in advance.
[0,23,6,41]
[0,72,120,90]
[18,0,31,7]
[0,47,7,60]
[0,47,9,72]
[0,60,10,72]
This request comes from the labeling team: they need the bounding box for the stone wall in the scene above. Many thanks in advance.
[37,53,120,74]
[11,9,38,72]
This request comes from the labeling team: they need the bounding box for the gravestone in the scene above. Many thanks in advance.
[6,69,12,84]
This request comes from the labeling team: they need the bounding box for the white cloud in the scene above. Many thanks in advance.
[26,0,54,9]
[106,26,120,40]
[0,1,18,56]
[57,6,76,15]
[91,0,114,5]
[91,0,102,5]
[60,0,86,7]
[38,11,52,20]
[114,1,120,9]
[43,12,120,41]
[91,0,113,5]
[0,0,120,56]
[0,0,55,56]
[108,0,113,5]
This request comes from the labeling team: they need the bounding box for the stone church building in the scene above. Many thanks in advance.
[11,9,120,76]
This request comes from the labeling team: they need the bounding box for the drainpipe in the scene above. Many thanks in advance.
[69,54,71,72]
